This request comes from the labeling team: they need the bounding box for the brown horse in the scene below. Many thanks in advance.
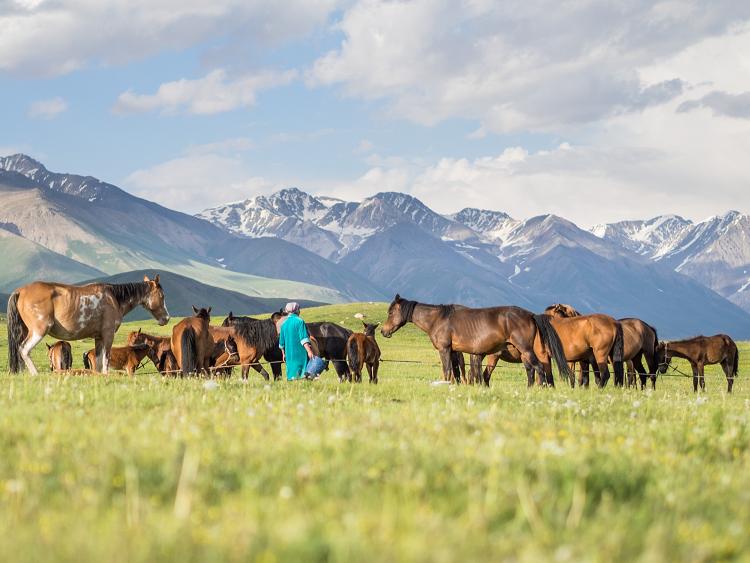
[480,304,582,387]
[380,295,571,385]
[8,275,169,375]
[171,306,213,376]
[207,326,263,378]
[126,329,167,369]
[346,322,382,384]
[657,335,739,392]
[82,343,151,375]
[46,341,72,372]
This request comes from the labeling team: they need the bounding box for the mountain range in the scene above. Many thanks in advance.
[200,187,750,337]
[1,153,748,338]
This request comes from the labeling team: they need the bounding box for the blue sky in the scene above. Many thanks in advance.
[2,1,750,225]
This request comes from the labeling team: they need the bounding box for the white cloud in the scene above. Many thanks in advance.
[310,0,750,132]
[0,0,342,76]
[113,69,296,115]
[122,145,280,212]
[27,97,67,119]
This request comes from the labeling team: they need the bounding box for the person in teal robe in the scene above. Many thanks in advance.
[279,302,314,381]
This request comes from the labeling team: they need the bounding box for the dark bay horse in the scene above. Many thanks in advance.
[347,322,382,384]
[657,335,739,392]
[222,312,282,380]
[171,306,213,376]
[380,295,571,385]
[619,318,659,390]
[8,275,169,375]
[83,343,151,375]
[47,341,72,372]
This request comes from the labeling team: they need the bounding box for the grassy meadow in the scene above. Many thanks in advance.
[0,302,749,562]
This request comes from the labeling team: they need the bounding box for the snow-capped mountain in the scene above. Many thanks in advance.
[199,189,479,260]
[593,211,750,311]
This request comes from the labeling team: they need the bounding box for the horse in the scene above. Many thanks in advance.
[380,295,571,386]
[273,310,353,382]
[206,330,240,375]
[222,312,282,380]
[82,343,152,375]
[619,318,659,390]
[7,275,169,375]
[543,306,656,390]
[46,341,72,372]
[346,322,382,384]
[208,326,266,379]
[542,312,624,388]
[126,328,168,370]
[171,306,213,376]
[656,335,739,393]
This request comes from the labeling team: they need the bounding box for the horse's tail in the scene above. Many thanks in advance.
[726,335,739,378]
[533,314,572,380]
[181,327,197,376]
[347,337,360,374]
[612,321,624,384]
[61,343,72,370]
[7,292,27,374]
[83,351,91,370]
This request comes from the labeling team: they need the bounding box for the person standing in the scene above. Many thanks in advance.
[278,302,314,381]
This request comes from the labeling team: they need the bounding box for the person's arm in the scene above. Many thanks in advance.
[279,325,286,361]
[298,321,314,359]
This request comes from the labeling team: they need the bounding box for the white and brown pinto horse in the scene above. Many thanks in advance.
[7,275,169,375]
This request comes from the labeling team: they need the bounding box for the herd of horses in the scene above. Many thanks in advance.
[5,277,741,393]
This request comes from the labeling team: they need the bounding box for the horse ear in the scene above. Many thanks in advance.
[228,311,234,320]
[138,328,142,334]
[192,305,199,314]
[154,274,160,284]
[46,343,51,349]
[207,306,212,314]
[143,275,150,282]
[394,293,401,301]
[362,320,367,327]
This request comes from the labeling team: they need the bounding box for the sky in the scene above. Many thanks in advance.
[1,0,750,226]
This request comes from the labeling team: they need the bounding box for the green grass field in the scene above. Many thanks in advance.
[0,303,749,562]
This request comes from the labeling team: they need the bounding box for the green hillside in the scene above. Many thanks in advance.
[0,229,105,292]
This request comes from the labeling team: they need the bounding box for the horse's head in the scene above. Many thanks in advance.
[381,294,413,338]
[143,275,169,326]
[655,341,671,374]
[544,303,579,318]
[225,335,239,362]
[126,328,144,346]
[271,309,288,334]
[46,343,54,369]
[221,312,235,327]
[363,321,380,337]
[192,305,212,321]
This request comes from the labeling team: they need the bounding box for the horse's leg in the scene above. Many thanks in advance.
[438,348,453,383]
[366,362,374,384]
[595,352,610,388]
[483,355,497,386]
[632,356,647,390]
[722,360,734,393]
[698,362,706,392]
[20,329,45,375]
[251,363,270,381]
[579,361,589,388]
[690,362,698,393]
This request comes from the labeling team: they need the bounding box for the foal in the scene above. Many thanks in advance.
[657,335,739,393]
[83,343,151,375]
[346,322,381,384]
[47,341,72,372]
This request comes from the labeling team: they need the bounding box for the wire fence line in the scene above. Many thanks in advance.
[95,354,748,382]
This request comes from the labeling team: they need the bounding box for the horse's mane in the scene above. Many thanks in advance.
[436,304,455,318]
[233,318,278,351]
[107,282,149,306]
[399,299,418,322]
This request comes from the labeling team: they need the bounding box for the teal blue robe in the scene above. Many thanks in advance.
[279,313,311,380]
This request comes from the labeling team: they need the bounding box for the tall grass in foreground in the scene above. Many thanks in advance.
[0,303,748,562]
